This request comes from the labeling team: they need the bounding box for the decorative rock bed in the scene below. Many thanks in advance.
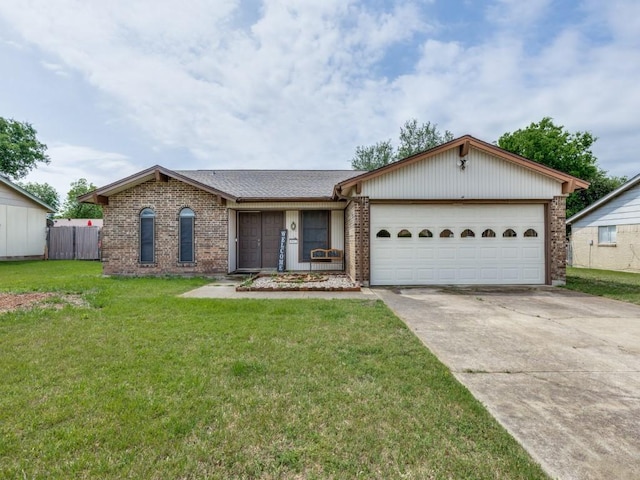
[236,273,360,292]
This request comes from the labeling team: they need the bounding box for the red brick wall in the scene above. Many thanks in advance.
[550,195,567,285]
[101,179,228,275]
[344,197,370,285]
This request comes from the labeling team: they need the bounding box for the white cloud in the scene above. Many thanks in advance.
[24,143,138,199]
[1,0,639,185]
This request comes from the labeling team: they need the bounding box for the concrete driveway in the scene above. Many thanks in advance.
[375,286,640,480]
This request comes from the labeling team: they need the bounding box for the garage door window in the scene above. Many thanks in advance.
[482,229,496,238]
[440,229,454,238]
[503,229,517,238]
[376,229,391,238]
[397,229,412,238]
[524,228,538,237]
[419,229,433,238]
[461,229,475,238]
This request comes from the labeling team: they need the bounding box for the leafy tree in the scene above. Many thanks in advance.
[18,181,60,212]
[497,117,599,181]
[351,119,453,170]
[59,178,103,219]
[0,117,50,180]
[498,117,623,217]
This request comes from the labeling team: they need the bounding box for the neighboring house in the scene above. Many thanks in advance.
[78,135,587,285]
[0,175,55,260]
[567,173,640,273]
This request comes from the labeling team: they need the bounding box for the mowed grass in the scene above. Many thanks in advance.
[0,261,547,479]
[566,267,640,305]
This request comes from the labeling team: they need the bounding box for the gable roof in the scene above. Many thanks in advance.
[0,175,56,212]
[335,135,590,196]
[566,173,640,225]
[78,165,365,204]
[176,170,365,200]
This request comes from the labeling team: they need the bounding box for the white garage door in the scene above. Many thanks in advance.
[370,204,545,285]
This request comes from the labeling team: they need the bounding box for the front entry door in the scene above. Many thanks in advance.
[238,212,284,269]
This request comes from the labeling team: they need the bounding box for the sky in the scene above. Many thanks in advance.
[1,0,639,203]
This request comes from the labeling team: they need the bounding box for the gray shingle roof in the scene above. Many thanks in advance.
[175,170,365,199]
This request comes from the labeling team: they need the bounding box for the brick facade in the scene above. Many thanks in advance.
[549,195,567,285]
[102,178,228,275]
[344,197,370,285]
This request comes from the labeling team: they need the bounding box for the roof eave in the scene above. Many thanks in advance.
[567,172,640,225]
[0,175,56,212]
[335,135,590,195]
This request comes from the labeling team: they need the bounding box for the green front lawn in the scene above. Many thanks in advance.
[0,261,547,479]
[566,267,640,305]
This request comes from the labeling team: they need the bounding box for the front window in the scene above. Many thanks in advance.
[179,208,195,262]
[140,208,155,263]
[302,210,330,261]
[598,225,616,244]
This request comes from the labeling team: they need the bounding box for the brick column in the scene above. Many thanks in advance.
[549,196,567,285]
[344,197,370,285]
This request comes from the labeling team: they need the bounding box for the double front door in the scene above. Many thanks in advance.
[238,211,284,269]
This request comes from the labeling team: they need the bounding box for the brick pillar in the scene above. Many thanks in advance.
[549,196,567,285]
[344,197,370,285]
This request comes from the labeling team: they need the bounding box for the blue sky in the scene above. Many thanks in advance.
[0,0,638,200]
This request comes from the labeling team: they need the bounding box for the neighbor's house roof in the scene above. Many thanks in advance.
[335,135,590,196]
[567,173,640,225]
[0,174,56,212]
[77,165,365,204]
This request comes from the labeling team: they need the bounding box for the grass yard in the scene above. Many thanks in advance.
[0,261,547,479]
[566,267,640,305]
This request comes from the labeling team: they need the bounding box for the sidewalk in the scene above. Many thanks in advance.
[180,282,378,300]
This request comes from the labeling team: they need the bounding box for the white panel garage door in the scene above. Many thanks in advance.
[370,204,545,285]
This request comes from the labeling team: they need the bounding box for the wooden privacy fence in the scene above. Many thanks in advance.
[47,226,101,260]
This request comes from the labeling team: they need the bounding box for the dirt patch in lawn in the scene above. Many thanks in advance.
[0,292,88,313]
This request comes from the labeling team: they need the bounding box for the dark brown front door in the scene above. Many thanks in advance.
[238,211,284,269]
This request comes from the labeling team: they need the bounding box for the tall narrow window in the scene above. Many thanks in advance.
[302,210,330,261]
[140,208,155,263]
[179,208,195,262]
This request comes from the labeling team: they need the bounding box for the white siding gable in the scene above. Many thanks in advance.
[360,147,562,200]
[573,184,640,228]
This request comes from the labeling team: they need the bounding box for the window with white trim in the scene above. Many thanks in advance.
[179,207,195,262]
[598,225,616,244]
[140,208,155,263]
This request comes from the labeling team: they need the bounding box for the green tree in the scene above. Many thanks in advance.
[0,117,50,180]
[59,178,103,219]
[18,181,60,213]
[498,117,623,217]
[351,119,453,170]
[497,117,599,181]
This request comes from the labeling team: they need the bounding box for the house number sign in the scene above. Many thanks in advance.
[277,229,287,272]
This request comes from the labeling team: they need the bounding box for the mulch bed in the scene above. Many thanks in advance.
[237,273,361,292]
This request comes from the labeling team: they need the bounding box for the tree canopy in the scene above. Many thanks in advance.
[498,117,625,218]
[0,117,49,180]
[351,119,453,171]
[58,178,103,219]
[18,181,60,213]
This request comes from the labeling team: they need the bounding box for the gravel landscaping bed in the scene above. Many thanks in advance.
[237,273,360,291]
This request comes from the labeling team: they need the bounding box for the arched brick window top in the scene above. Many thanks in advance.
[376,229,391,238]
[180,207,195,218]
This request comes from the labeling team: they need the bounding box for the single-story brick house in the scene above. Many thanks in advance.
[567,173,640,272]
[0,175,55,260]
[79,135,587,285]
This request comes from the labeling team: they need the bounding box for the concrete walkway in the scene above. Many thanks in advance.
[375,286,640,480]
[180,282,378,300]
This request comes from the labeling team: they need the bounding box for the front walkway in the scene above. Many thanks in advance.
[180,282,377,300]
